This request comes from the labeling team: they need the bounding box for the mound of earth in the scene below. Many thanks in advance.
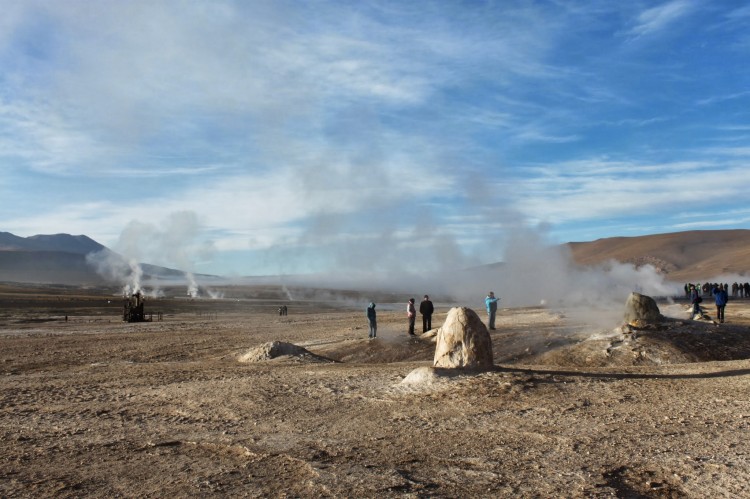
[238,341,333,363]
[522,319,750,368]
[320,335,434,364]
[401,366,471,385]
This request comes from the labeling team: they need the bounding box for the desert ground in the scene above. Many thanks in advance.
[3,283,750,498]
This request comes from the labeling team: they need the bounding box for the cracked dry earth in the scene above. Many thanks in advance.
[3,291,750,497]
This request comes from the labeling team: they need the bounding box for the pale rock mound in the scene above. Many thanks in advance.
[401,366,464,385]
[402,366,442,384]
[433,307,493,370]
[623,292,663,327]
[238,341,330,363]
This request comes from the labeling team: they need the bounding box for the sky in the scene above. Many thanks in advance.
[1,0,749,281]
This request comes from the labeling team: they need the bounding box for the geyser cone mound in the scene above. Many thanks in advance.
[500,293,750,368]
[238,341,333,363]
[522,320,750,368]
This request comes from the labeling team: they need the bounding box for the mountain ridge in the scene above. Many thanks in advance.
[1,229,749,285]
[0,232,201,285]
[0,232,105,254]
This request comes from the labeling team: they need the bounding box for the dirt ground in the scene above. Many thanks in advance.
[2,284,750,498]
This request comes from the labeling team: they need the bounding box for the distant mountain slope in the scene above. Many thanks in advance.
[0,250,108,285]
[0,232,105,254]
[0,232,200,285]
[2,229,748,286]
[567,229,750,282]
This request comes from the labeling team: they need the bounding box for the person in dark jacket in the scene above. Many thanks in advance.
[712,285,728,323]
[366,302,377,338]
[419,295,434,333]
[485,291,499,330]
[689,284,702,318]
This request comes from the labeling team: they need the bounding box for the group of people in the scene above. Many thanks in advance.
[365,291,501,339]
[688,283,728,323]
[365,295,435,339]
[685,282,750,299]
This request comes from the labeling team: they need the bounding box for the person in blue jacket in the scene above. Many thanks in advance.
[712,284,728,323]
[485,291,499,330]
[366,302,377,338]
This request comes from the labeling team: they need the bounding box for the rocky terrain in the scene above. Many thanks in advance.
[2,284,750,497]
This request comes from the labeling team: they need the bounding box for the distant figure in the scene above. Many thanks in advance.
[283,305,288,316]
[407,298,416,335]
[713,285,728,324]
[278,306,283,316]
[419,295,434,333]
[689,284,702,318]
[366,302,377,338]
[485,291,499,330]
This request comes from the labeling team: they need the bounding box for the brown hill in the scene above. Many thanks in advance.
[567,229,750,282]
[4,230,750,286]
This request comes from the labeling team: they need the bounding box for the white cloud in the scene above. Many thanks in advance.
[2,1,749,276]
[513,160,750,226]
[629,0,695,38]
[696,90,750,106]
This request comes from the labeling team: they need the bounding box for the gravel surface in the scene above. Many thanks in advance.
[2,287,750,497]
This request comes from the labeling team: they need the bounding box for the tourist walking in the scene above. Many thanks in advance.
[407,298,416,335]
[485,291,499,330]
[713,285,728,324]
[419,295,434,333]
[689,284,702,318]
[366,302,377,338]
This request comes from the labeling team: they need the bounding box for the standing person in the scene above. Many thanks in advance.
[419,295,434,333]
[713,285,728,324]
[366,302,377,338]
[485,291,499,330]
[407,298,416,336]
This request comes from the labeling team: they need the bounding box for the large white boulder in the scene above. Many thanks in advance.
[433,307,494,370]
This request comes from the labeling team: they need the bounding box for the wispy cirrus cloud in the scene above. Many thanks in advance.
[628,0,696,38]
[696,90,750,106]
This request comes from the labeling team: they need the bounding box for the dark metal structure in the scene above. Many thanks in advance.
[123,291,150,322]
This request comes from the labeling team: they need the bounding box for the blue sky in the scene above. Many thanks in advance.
[1,0,749,277]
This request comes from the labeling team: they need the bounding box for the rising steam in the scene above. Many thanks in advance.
[89,211,220,298]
